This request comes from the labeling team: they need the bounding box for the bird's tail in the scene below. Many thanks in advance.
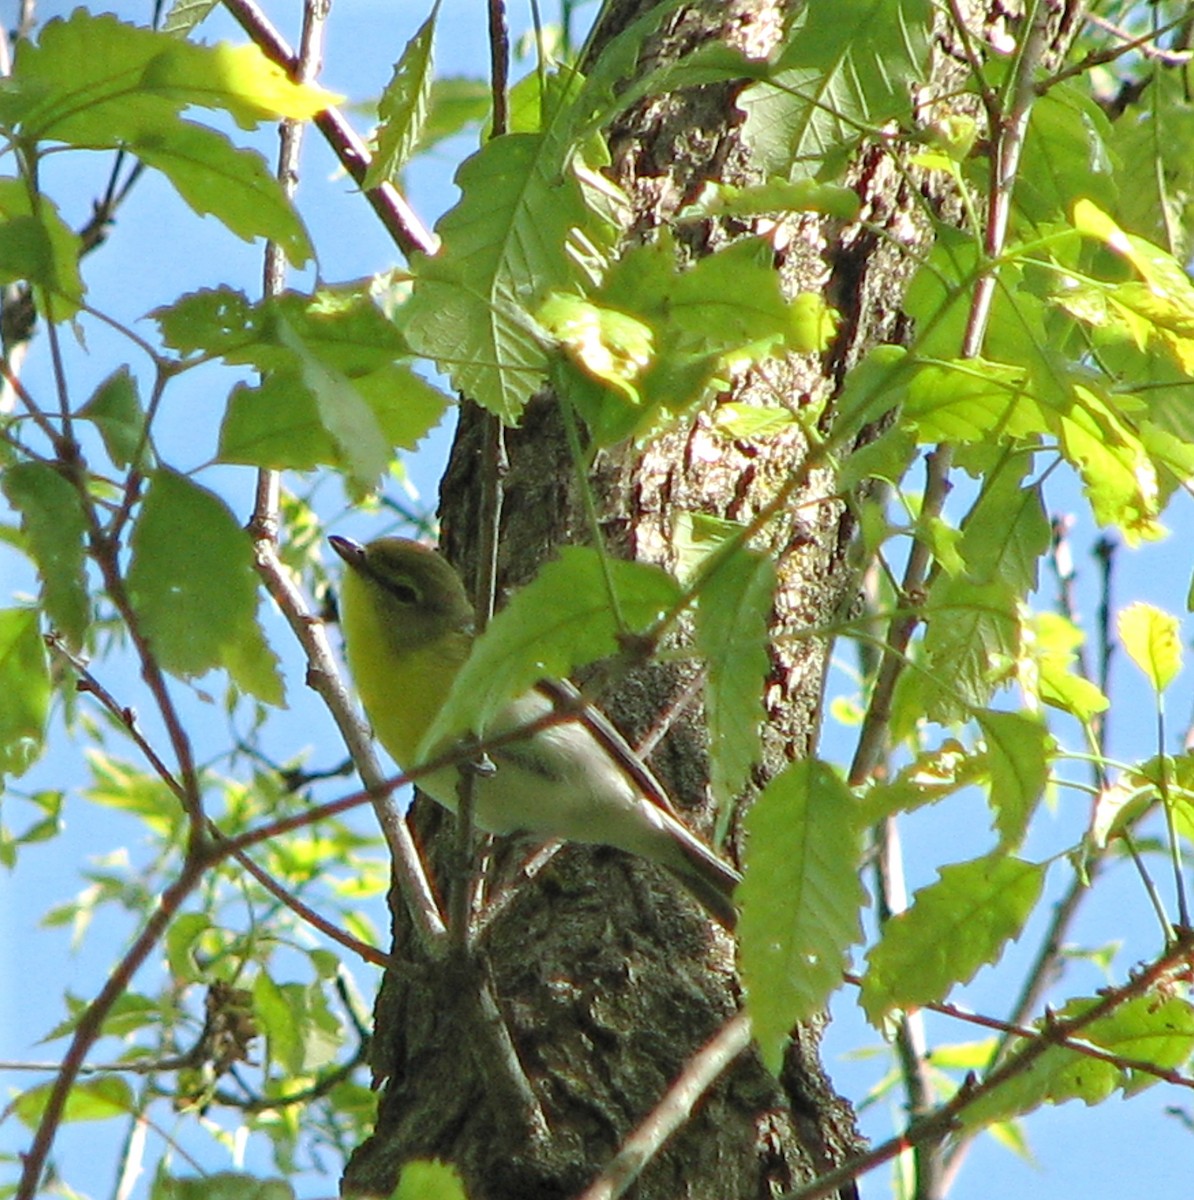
[655,808,741,930]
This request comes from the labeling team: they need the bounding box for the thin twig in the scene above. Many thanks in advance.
[220,0,437,257]
[787,935,1194,1200]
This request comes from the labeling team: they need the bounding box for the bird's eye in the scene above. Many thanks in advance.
[387,580,420,606]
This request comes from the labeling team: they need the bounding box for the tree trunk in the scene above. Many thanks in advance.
[343,1,976,1195]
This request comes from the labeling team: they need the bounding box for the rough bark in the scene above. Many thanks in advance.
[342,1,1003,1196]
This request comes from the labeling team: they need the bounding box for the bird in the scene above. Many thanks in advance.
[329,534,740,927]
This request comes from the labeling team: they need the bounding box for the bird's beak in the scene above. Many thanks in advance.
[329,535,366,572]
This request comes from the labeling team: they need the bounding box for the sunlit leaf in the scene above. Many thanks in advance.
[740,759,865,1070]
[861,853,1045,1022]
[423,548,681,750]
[1118,602,1182,693]
[364,2,440,189]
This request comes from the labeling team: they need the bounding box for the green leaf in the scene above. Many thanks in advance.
[678,178,861,222]
[126,469,283,703]
[1111,68,1194,261]
[914,576,1020,724]
[418,77,491,153]
[0,178,84,319]
[1023,612,1108,722]
[219,365,446,475]
[165,912,213,982]
[861,853,1045,1023]
[78,367,149,469]
[861,740,984,823]
[423,548,681,750]
[218,375,329,472]
[364,3,440,189]
[392,1161,467,1200]
[4,13,326,265]
[12,1076,133,1127]
[253,970,302,1075]
[153,1172,294,1200]
[739,0,932,178]
[8,11,335,142]
[538,292,654,402]
[272,319,391,494]
[695,546,774,813]
[133,120,312,265]
[963,994,1194,1129]
[152,286,260,357]
[1015,84,1117,228]
[403,72,624,420]
[901,356,1045,444]
[1057,383,1161,544]
[2,461,89,649]
[0,608,50,780]
[957,463,1049,593]
[160,0,221,39]
[1118,601,1182,693]
[567,234,806,443]
[975,710,1053,849]
[740,759,865,1071]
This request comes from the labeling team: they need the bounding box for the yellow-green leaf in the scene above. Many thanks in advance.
[1118,601,1182,693]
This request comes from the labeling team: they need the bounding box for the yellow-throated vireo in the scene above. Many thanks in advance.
[330,535,740,927]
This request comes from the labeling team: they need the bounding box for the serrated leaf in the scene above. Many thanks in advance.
[4,13,324,265]
[78,367,149,469]
[1118,601,1182,693]
[393,1161,467,1200]
[695,546,774,813]
[975,710,1052,849]
[403,71,624,420]
[861,853,1045,1023]
[134,120,312,265]
[0,608,50,780]
[9,11,336,142]
[363,3,440,189]
[958,464,1049,593]
[861,739,982,822]
[2,462,89,648]
[740,759,865,1071]
[901,357,1044,445]
[160,0,220,38]
[1058,383,1161,544]
[963,994,1194,1129]
[423,548,681,751]
[126,470,283,703]
[1016,84,1117,228]
[916,576,1020,723]
[1111,68,1194,261]
[218,375,329,471]
[739,0,931,178]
